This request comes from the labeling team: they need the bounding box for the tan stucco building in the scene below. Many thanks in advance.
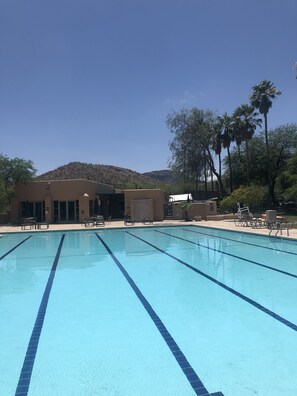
[10,179,168,224]
[9,179,218,225]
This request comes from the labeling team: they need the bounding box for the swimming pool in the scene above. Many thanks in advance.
[1,225,297,395]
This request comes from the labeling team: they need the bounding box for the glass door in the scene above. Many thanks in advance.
[54,201,78,223]
[68,201,75,221]
[35,202,43,222]
[59,201,67,222]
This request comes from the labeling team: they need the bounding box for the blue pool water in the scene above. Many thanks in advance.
[1,225,297,395]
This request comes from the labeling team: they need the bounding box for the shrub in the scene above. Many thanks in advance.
[177,202,192,221]
[219,185,266,213]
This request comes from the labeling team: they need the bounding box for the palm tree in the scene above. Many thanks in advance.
[212,123,223,179]
[233,104,262,185]
[204,120,226,198]
[250,80,281,204]
[218,113,235,192]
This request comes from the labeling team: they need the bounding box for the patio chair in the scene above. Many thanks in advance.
[95,215,105,226]
[142,218,153,224]
[83,217,95,227]
[124,215,135,226]
[234,203,253,226]
[35,221,49,229]
[20,217,36,230]
[237,202,251,218]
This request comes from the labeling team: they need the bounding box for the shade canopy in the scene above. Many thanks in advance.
[169,194,192,202]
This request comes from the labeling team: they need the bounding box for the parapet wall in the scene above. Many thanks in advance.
[172,201,217,220]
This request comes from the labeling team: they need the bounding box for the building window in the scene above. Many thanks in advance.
[20,201,45,221]
[75,200,79,220]
[54,201,59,223]
[89,200,94,216]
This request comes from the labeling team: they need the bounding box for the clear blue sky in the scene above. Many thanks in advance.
[1,0,296,175]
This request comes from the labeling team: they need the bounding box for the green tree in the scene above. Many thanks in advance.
[167,108,224,198]
[276,151,297,202]
[167,108,204,193]
[268,124,297,202]
[223,124,297,201]
[250,80,281,204]
[232,104,262,185]
[0,154,36,212]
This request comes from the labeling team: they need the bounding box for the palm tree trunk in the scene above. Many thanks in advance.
[227,146,233,192]
[204,163,208,200]
[195,169,198,200]
[205,146,226,197]
[245,140,250,186]
[264,113,272,205]
[211,171,214,191]
[219,152,222,179]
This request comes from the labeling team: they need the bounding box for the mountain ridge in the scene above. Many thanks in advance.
[36,161,175,187]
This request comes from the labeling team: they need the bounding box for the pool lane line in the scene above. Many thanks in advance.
[95,233,221,396]
[15,234,65,396]
[156,230,297,280]
[127,231,297,333]
[182,227,297,257]
[0,236,32,261]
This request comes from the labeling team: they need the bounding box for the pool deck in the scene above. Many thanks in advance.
[1,219,297,240]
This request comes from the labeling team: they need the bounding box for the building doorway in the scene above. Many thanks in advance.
[54,200,79,223]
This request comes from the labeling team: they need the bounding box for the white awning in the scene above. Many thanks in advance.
[169,194,192,202]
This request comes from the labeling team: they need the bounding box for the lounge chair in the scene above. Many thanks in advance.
[124,215,135,226]
[95,215,105,226]
[83,217,95,227]
[35,221,49,229]
[142,218,153,224]
[20,217,36,230]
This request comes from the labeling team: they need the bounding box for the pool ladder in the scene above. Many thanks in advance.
[268,221,291,237]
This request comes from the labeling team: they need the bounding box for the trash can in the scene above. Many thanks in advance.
[265,210,277,223]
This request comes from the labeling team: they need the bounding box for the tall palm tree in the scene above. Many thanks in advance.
[233,104,262,185]
[250,80,281,204]
[218,113,235,192]
[208,121,226,198]
[212,122,223,181]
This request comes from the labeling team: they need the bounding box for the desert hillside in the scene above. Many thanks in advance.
[36,161,174,188]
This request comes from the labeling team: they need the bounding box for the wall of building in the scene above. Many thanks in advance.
[124,189,168,221]
[11,181,169,224]
[11,179,115,224]
[172,201,217,220]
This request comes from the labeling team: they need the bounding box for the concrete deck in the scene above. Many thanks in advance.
[1,219,297,240]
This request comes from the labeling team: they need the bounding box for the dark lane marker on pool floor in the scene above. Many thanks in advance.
[127,231,297,333]
[0,236,32,261]
[158,229,297,279]
[96,233,223,396]
[15,235,65,396]
[182,227,297,257]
